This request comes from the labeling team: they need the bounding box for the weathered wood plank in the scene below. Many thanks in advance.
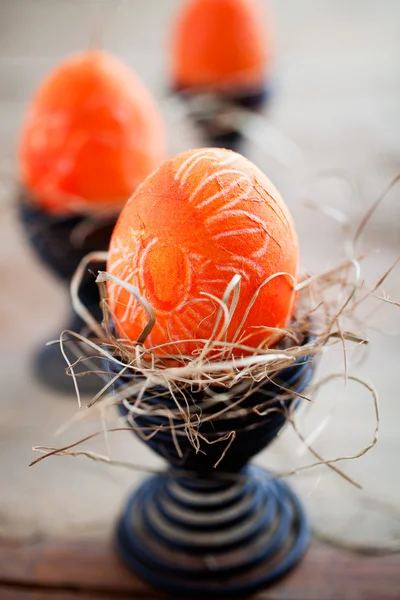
[0,538,399,599]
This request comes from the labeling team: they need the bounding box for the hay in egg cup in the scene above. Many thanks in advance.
[18,49,166,393]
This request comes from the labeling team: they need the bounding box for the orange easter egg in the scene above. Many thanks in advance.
[19,50,165,214]
[107,148,298,357]
[171,0,268,93]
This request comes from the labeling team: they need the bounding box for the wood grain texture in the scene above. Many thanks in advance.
[0,591,117,600]
[0,537,399,599]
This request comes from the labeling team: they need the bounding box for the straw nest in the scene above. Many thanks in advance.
[30,174,400,495]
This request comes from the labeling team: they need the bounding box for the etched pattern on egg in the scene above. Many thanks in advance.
[107,148,298,355]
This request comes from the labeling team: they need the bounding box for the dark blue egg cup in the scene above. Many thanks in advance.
[112,335,315,597]
[174,84,271,152]
[19,192,116,394]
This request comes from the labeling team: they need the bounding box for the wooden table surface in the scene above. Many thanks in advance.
[1,537,399,600]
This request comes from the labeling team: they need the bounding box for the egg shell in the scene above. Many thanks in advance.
[171,0,268,92]
[19,50,165,214]
[107,148,298,357]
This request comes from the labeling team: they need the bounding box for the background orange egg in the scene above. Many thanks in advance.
[107,148,298,357]
[171,0,268,93]
[19,50,165,214]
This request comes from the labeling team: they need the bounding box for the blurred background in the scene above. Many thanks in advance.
[1,0,399,551]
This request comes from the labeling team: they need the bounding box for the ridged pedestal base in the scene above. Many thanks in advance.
[116,465,309,597]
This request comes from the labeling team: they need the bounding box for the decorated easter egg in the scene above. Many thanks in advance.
[19,50,165,214]
[171,0,268,93]
[107,148,298,357]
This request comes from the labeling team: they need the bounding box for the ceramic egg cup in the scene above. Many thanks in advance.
[174,85,270,152]
[112,335,314,597]
[19,192,115,394]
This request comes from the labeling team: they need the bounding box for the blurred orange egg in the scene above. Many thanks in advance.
[171,0,268,93]
[107,148,298,357]
[19,50,165,214]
